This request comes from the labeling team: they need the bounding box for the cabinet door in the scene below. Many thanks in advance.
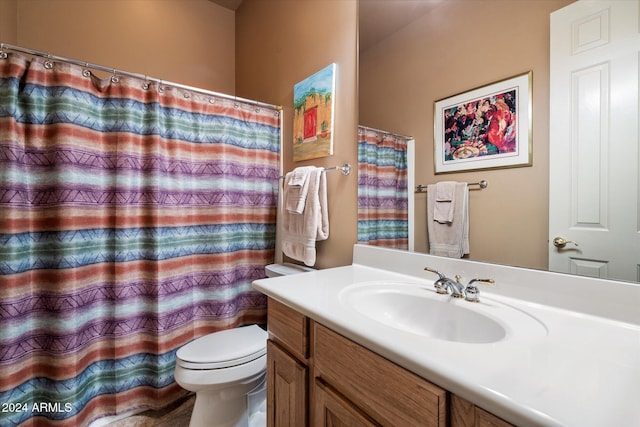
[313,380,379,427]
[267,340,308,427]
[450,394,514,427]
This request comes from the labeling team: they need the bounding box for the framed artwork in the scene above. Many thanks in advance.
[293,63,336,162]
[433,71,532,174]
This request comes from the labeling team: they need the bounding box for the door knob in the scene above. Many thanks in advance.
[553,237,578,248]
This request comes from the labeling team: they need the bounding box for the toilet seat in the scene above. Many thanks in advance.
[176,325,267,370]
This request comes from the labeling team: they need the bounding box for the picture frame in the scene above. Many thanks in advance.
[433,71,532,174]
[293,63,336,162]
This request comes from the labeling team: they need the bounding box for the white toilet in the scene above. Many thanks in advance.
[174,264,314,427]
[174,325,268,427]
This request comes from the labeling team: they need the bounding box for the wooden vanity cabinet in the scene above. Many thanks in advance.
[266,297,515,427]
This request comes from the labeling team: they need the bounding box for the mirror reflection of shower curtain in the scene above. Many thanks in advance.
[0,52,280,426]
[357,126,409,250]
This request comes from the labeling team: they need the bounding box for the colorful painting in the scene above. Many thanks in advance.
[434,71,532,173]
[293,63,336,161]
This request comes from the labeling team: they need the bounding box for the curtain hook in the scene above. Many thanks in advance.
[0,44,6,59]
[82,63,91,78]
[111,68,119,84]
[44,53,53,70]
[142,75,150,90]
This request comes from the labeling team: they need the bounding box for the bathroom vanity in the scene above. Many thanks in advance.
[265,298,510,426]
[252,245,640,427]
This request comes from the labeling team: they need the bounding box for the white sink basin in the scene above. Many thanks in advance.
[339,281,547,344]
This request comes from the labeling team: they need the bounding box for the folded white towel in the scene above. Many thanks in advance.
[284,166,315,214]
[282,167,328,266]
[433,181,456,223]
[427,182,469,258]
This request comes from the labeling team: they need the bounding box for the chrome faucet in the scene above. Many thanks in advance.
[424,268,495,302]
[447,275,467,298]
[423,268,465,298]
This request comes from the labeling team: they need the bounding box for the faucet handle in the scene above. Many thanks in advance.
[468,278,495,286]
[424,267,450,294]
[424,267,445,279]
[464,278,495,303]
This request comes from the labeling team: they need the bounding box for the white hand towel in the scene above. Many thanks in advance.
[282,167,328,266]
[284,166,315,214]
[427,182,469,258]
[433,181,456,223]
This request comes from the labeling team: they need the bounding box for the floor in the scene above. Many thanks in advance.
[104,395,194,427]
[100,393,267,427]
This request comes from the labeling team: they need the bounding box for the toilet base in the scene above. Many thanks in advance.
[189,393,248,427]
[186,372,266,427]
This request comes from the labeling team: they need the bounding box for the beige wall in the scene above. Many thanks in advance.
[236,0,358,268]
[11,0,235,93]
[0,0,18,43]
[360,0,574,270]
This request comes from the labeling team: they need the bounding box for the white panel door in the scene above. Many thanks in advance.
[549,0,640,282]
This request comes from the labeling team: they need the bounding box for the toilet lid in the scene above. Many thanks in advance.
[177,325,267,369]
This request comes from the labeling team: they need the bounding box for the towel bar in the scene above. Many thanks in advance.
[415,180,488,193]
[279,163,351,179]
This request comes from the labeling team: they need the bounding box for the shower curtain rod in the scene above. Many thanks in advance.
[0,43,282,111]
[359,125,413,140]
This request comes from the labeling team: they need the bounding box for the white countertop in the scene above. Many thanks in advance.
[252,245,640,427]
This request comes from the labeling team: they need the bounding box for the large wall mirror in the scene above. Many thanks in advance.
[358,0,640,283]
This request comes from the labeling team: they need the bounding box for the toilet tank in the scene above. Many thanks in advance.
[265,263,315,277]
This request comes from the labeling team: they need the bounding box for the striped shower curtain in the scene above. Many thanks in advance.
[0,53,280,426]
[357,126,409,249]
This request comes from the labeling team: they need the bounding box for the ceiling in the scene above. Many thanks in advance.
[209,0,243,11]
[359,0,442,52]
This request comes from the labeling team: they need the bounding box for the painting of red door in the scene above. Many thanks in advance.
[293,63,335,161]
[303,107,318,141]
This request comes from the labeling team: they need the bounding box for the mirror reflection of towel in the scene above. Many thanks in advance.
[427,182,469,258]
[433,181,456,223]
